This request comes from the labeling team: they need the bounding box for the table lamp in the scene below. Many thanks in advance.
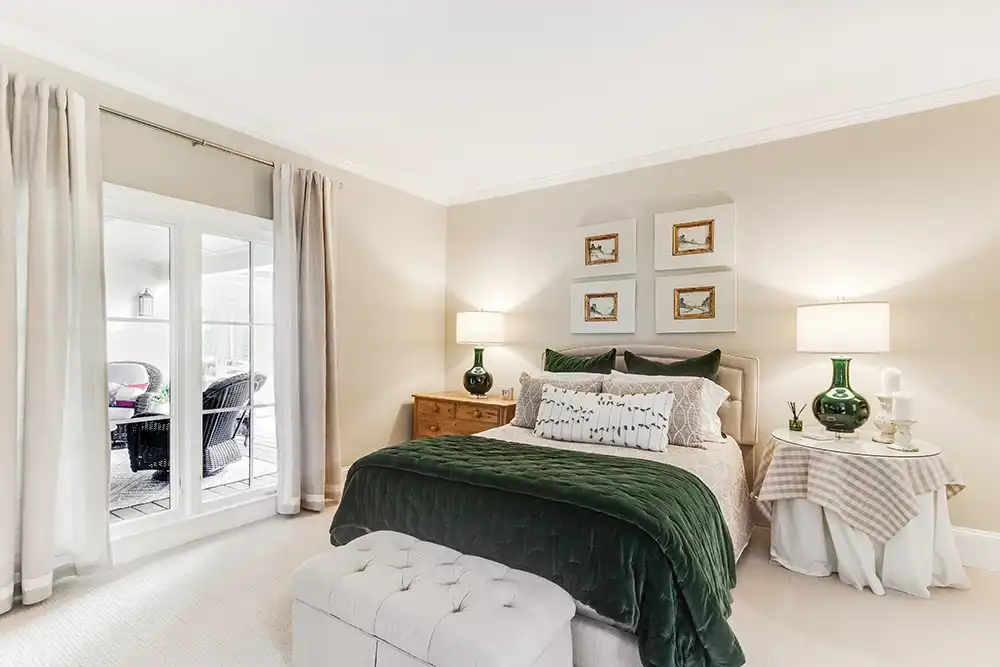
[456,311,505,397]
[796,302,890,436]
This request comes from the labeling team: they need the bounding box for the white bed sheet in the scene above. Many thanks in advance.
[475,424,753,667]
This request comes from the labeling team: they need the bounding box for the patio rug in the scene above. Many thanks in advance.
[109,447,277,511]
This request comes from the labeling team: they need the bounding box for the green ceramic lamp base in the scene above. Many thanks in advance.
[811,356,870,434]
[463,346,494,397]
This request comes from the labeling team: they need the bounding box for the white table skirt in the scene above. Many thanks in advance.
[770,490,970,597]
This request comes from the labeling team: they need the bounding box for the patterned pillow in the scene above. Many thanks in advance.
[533,385,674,452]
[510,372,604,429]
[603,372,729,448]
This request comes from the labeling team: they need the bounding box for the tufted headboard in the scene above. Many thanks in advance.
[551,346,760,448]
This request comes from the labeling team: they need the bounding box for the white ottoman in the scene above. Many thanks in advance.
[292,531,575,667]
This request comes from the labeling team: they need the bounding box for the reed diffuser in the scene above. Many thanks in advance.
[787,401,806,432]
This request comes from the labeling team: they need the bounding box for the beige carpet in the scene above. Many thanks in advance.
[0,512,996,667]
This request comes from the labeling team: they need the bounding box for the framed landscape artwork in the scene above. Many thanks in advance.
[655,271,736,333]
[674,285,715,320]
[572,219,637,278]
[654,203,735,271]
[585,234,619,266]
[584,292,619,322]
[570,279,636,334]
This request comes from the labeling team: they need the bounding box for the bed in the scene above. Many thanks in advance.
[330,346,758,667]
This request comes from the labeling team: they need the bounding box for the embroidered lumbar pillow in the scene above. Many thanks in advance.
[532,385,674,452]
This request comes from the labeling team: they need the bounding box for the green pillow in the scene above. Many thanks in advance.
[543,348,616,374]
[623,349,721,379]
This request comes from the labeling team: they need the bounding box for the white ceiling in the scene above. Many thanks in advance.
[4,1,1000,204]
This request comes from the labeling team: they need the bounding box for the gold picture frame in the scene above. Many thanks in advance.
[674,286,716,320]
[585,233,619,266]
[584,292,619,322]
[672,219,714,256]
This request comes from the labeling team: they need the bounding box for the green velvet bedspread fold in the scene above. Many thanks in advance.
[329,435,744,667]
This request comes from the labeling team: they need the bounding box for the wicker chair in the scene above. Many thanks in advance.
[126,372,267,480]
[108,361,164,449]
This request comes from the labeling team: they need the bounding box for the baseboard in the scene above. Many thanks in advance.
[323,466,351,502]
[111,495,277,566]
[954,527,1000,574]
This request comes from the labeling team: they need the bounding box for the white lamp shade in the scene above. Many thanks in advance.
[456,311,505,345]
[796,302,890,353]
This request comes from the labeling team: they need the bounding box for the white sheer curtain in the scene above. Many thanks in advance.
[273,164,340,514]
[0,69,110,614]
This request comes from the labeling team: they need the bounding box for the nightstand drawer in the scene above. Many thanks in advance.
[416,399,456,419]
[415,416,455,438]
[453,419,492,435]
[455,404,500,424]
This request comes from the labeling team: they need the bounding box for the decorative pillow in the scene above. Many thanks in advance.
[109,382,149,408]
[623,349,721,379]
[603,372,729,448]
[533,385,675,452]
[510,372,604,429]
[543,348,616,374]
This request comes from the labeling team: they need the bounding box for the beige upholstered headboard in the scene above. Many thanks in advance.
[552,346,760,448]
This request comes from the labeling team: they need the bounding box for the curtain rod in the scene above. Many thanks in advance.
[100,106,276,167]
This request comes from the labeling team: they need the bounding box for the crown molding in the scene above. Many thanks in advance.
[0,20,451,206]
[449,76,1000,205]
[5,19,1000,209]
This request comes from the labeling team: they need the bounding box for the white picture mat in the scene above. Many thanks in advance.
[570,279,636,334]
[654,204,736,271]
[655,271,737,333]
[572,218,637,278]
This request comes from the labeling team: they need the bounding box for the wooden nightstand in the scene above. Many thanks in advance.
[411,391,516,440]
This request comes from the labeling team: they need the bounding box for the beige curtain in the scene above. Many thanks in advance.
[273,164,340,513]
[0,69,110,614]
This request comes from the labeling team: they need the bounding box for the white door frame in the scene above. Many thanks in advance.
[103,184,278,557]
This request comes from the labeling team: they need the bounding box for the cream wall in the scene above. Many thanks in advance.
[447,96,1000,533]
[1,45,448,472]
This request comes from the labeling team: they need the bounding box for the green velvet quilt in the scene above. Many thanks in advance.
[329,435,744,667]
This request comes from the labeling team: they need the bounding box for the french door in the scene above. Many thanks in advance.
[104,185,278,538]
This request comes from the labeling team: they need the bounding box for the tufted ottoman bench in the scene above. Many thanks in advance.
[292,531,575,667]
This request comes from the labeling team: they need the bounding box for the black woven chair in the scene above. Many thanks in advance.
[126,372,267,480]
[109,361,164,449]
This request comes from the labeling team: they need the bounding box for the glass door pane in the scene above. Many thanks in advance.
[104,217,174,522]
[201,235,252,497]
[199,235,276,499]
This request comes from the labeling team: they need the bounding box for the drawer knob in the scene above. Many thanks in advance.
[431,404,440,413]
[429,424,440,432]
[473,409,482,418]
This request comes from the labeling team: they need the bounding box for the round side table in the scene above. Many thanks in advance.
[758,428,967,597]
[771,428,942,459]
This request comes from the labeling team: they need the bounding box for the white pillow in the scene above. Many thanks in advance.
[532,385,675,452]
[603,371,729,448]
[535,370,607,380]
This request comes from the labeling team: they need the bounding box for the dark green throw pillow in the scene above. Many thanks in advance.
[623,348,721,379]
[543,348,616,374]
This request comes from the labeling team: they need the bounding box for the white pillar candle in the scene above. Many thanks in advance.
[892,392,914,421]
[881,367,902,395]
